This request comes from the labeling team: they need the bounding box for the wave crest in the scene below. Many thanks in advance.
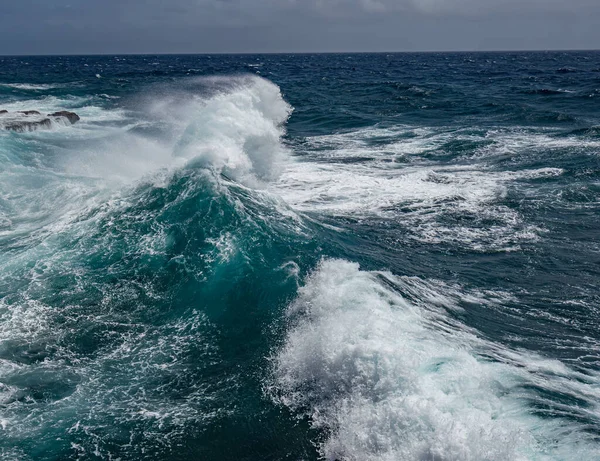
[272,259,600,461]
[153,75,292,185]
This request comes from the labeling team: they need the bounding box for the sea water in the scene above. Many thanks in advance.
[0,52,599,460]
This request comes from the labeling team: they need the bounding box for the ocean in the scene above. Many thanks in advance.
[0,52,599,460]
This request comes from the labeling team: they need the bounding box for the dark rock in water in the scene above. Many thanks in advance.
[48,111,80,124]
[4,118,53,132]
[0,110,80,132]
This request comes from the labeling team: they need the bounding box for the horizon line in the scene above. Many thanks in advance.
[1,48,600,58]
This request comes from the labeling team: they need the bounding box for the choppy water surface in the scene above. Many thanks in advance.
[1,52,600,460]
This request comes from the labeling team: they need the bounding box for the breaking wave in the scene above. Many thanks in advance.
[272,259,600,461]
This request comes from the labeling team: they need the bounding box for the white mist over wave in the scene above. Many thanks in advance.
[272,259,600,461]
[54,76,292,185]
[0,76,292,240]
[165,76,292,184]
[1,76,291,182]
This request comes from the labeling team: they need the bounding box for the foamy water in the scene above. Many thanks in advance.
[1,53,600,461]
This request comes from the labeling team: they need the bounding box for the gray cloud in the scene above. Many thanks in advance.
[0,0,599,54]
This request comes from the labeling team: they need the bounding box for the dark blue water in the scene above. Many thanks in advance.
[1,52,599,460]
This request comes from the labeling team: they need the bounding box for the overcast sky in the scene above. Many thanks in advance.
[1,0,599,54]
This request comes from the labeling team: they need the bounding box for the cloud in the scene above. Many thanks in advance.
[0,0,599,53]
[312,0,600,16]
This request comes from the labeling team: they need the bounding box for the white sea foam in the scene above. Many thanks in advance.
[274,126,577,216]
[0,293,228,457]
[0,83,62,91]
[477,130,600,158]
[0,95,86,114]
[273,160,540,251]
[271,126,580,250]
[272,259,600,461]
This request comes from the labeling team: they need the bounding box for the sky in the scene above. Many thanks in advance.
[1,0,599,54]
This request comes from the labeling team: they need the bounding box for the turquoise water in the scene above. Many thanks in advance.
[1,53,600,460]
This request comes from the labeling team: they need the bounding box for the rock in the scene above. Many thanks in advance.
[48,111,80,124]
[3,119,53,132]
[0,110,80,132]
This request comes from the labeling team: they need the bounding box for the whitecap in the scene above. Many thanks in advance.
[272,259,600,461]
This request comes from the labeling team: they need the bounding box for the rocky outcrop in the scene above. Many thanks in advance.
[4,119,53,132]
[48,111,80,124]
[0,110,80,132]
